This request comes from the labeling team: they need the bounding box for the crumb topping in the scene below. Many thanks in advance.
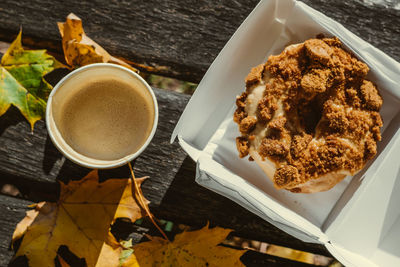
[245,64,265,87]
[259,138,289,161]
[239,116,258,134]
[274,165,301,187]
[236,136,249,158]
[234,36,383,191]
[360,80,383,111]
[290,133,312,159]
[234,92,248,124]
[268,116,287,132]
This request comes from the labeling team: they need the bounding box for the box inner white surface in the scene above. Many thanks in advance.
[172,0,400,266]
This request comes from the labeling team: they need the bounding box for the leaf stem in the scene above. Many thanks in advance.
[128,162,169,241]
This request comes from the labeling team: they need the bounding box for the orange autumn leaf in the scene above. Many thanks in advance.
[122,224,246,267]
[58,13,137,72]
[12,170,148,267]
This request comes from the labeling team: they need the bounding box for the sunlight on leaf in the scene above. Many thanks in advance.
[12,171,148,267]
[122,224,245,267]
[58,13,137,72]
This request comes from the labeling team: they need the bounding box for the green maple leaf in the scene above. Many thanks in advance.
[0,30,65,130]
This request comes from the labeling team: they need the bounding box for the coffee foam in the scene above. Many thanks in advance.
[47,65,157,168]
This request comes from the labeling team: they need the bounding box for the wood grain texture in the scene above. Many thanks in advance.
[0,0,397,82]
[240,249,318,267]
[0,0,259,82]
[0,195,31,267]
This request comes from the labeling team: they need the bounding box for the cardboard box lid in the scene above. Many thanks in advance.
[172,0,400,266]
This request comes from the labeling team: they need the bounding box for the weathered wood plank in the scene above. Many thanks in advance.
[0,0,259,83]
[0,195,31,267]
[0,0,398,82]
[0,194,320,266]
[240,249,318,267]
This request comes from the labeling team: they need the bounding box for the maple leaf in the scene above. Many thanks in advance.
[122,224,246,267]
[58,13,137,72]
[0,30,65,130]
[12,170,148,267]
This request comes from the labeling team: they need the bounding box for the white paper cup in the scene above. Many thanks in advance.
[46,63,158,169]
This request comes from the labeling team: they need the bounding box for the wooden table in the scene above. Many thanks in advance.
[0,1,399,266]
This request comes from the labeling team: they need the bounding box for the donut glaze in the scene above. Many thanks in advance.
[234,37,383,193]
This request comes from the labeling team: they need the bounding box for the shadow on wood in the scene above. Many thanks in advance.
[42,133,63,175]
[0,106,25,136]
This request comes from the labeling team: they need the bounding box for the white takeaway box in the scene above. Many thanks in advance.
[171,0,400,266]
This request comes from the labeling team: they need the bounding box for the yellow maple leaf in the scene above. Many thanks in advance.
[122,224,246,267]
[12,170,148,267]
[58,13,137,72]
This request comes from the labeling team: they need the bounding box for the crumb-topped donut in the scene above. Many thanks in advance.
[234,37,383,193]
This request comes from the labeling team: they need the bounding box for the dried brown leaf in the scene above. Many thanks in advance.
[58,13,137,72]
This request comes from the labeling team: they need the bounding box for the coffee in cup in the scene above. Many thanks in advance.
[46,63,158,169]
